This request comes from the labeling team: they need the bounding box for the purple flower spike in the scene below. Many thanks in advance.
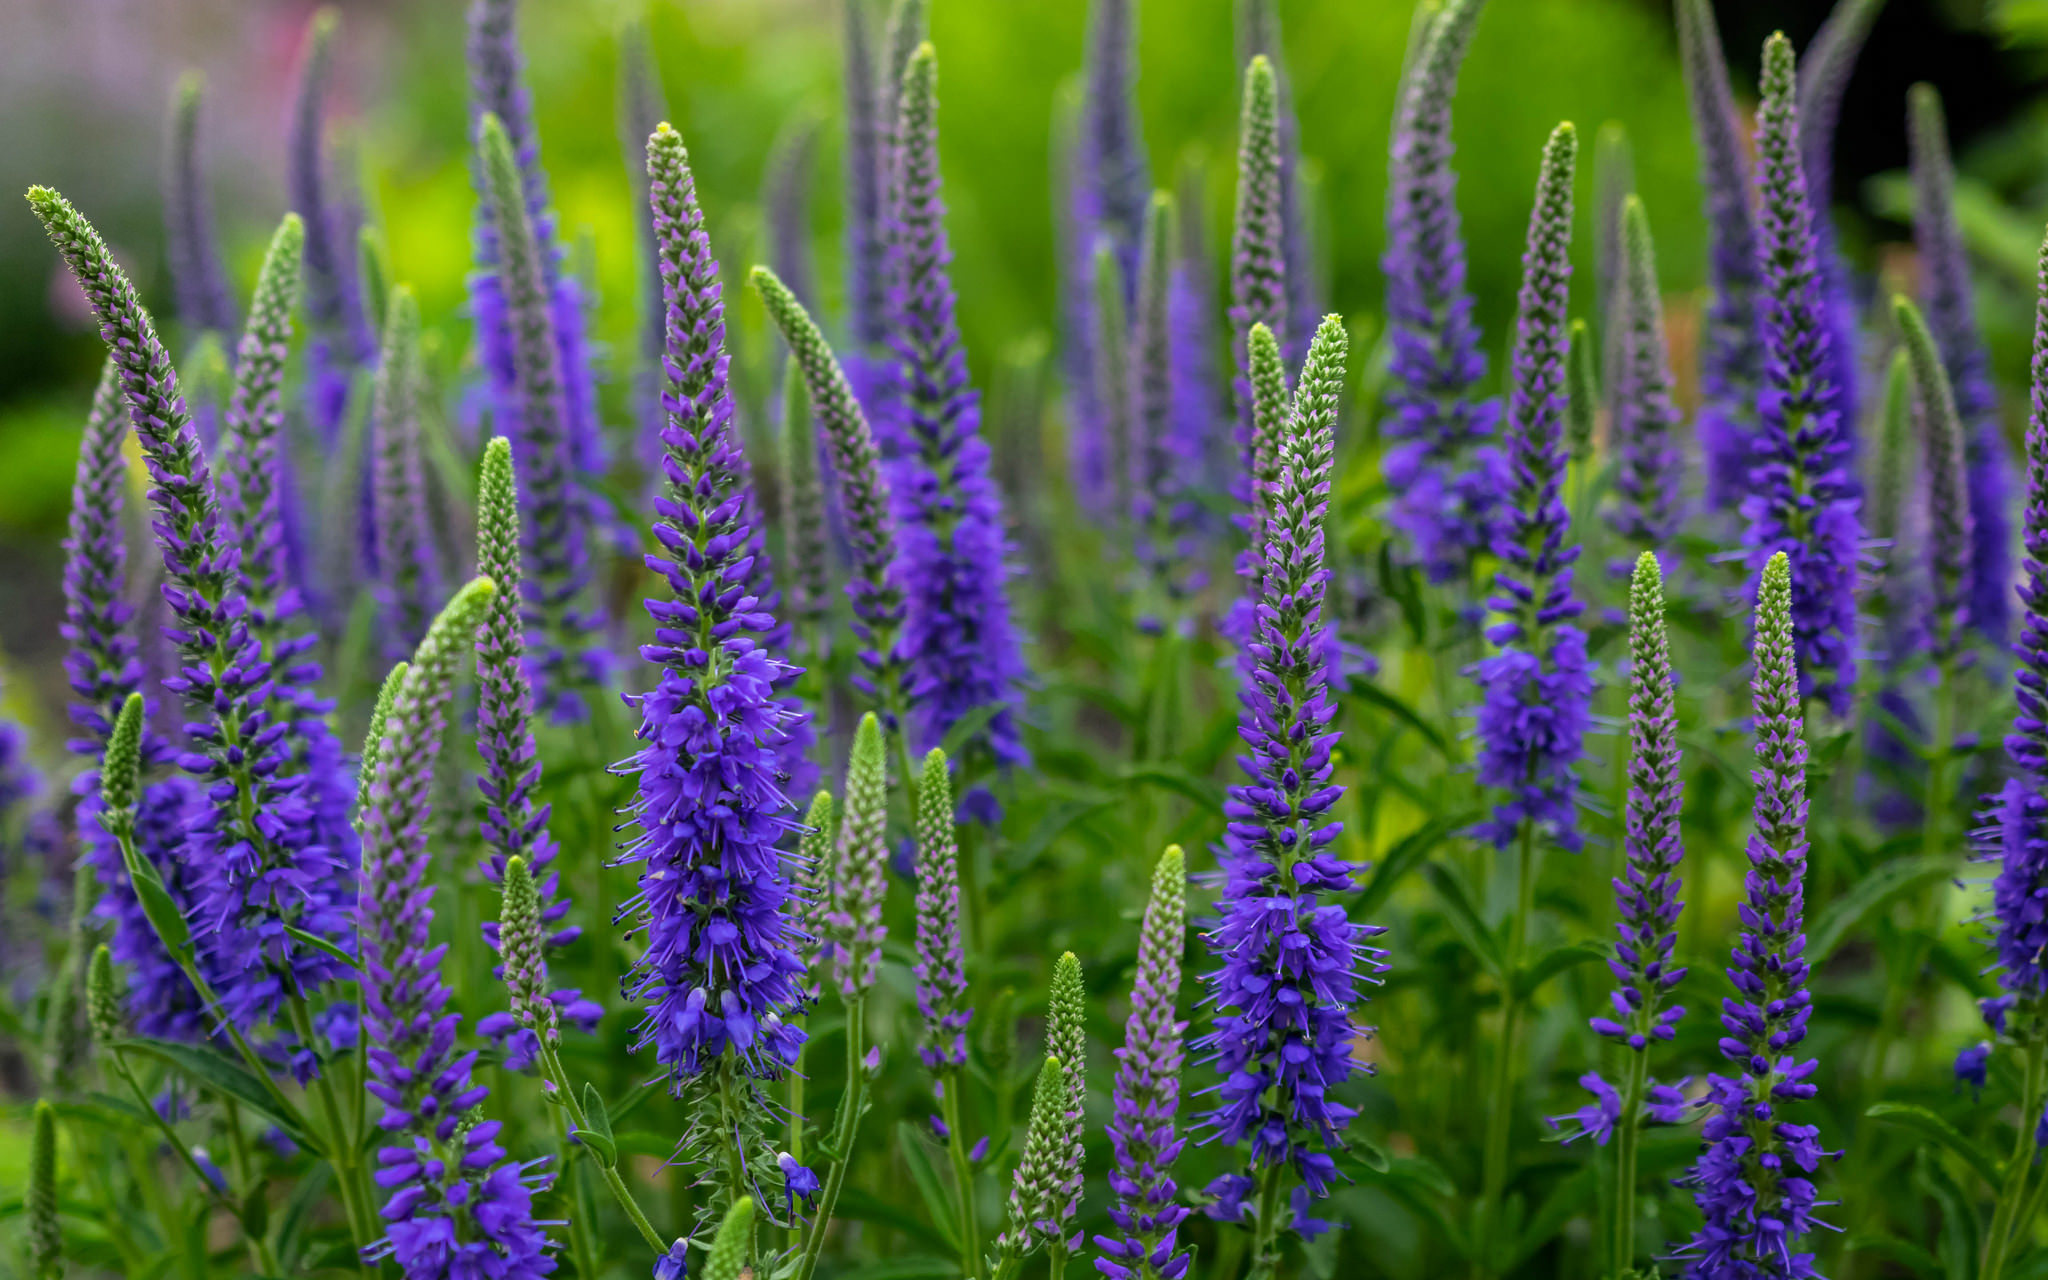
[1382,0,1506,583]
[357,580,559,1280]
[1596,553,1686,1055]
[831,713,889,1002]
[1230,54,1286,533]
[618,123,810,1084]
[1741,33,1861,716]
[31,187,350,1033]
[1472,124,1592,854]
[1202,315,1382,1225]
[368,287,441,655]
[1237,0,1320,360]
[474,111,608,721]
[911,748,970,1072]
[882,43,1028,765]
[1605,197,1684,561]
[1675,0,1766,514]
[843,0,887,350]
[1132,191,1205,619]
[1910,82,2014,644]
[287,9,375,448]
[163,73,237,339]
[1094,845,1190,1280]
[1894,297,1977,666]
[765,114,820,313]
[1678,552,1833,1276]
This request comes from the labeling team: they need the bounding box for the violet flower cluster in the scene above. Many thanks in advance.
[1382,0,1505,584]
[881,43,1028,765]
[1471,124,1592,854]
[1201,315,1380,1219]
[163,73,237,340]
[1131,191,1206,619]
[618,123,808,1082]
[1604,197,1684,562]
[1229,54,1286,539]
[1741,33,1861,715]
[1679,551,1833,1277]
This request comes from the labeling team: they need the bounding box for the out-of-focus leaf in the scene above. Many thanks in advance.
[1809,856,1955,964]
[1423,862,1501,978]
[1345,678,1451,757]
[1512,940,1610,999]
[113,1038,316,1152]
[1869,1103,2003,1187]
[1357,815,1471,921]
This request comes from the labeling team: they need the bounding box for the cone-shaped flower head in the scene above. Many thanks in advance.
[754,265,909,719]
[831,713,890,1000]
[358,578,558,1280]
[86,943,120,1047]
[1047,950,1088,1230]
[1382,0,1505,582]
[358,662,407,826]
[619,126,810,1084]
[1593,552,1686,1051]
[701,1196,756,1280]
[912,748,971,1071]
[497,854,558,1051]
[1985,228,2048,1007]
[1680,551,1832,1275]
[1564,317,1597,466]
[1473,123,1593,852]
[369,286,440,654]
[1077,0,1148,280]
[1202,315,1378,1211]
[1741,32,1861,715]
[1243,321,1292,560]
[793,789,835,1002]
[164,72,237,338]
[1237,0,1319,357]
[287,7,374,443]
[1605,196,1684,556]
[1230,55,1286,520]
[1894,296,1976,665]
[1001,1055,1072,1255]
[1910,81,2013,643]
[1674,0,1766,512]
[1132,190,1204,616]
[1095,845,1190,1280]
[474,110,605,720]
[29,185,350,1032]
[29,1100,59,1279]
[882,43,1029,764]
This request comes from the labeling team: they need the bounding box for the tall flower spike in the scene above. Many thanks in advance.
[912,748,970,1070]
[765,114,820,310]
[30,186,348,1032]
[1910,82,2013,643]
[62,361,144,758]
[473,437,592,1051]
[1985,227,2048,1012]
[755,266,910,720]
[1230,54,1286,530]
[369,286,441,654]
[1172,154,1226,499]
[842,0,887,349]
[358,579,558,1280]
[793,789,836,1003]
[1592,122,1633,423]
[619,123,809,1084]
[883,43,1029,765]
[1132,190,1202,616]
[1673,0,1765,513]
[1742,32,1861,715]
[831,713,890,1000]
[287,7,373,446]
[1243,322,1292,561]
[702,1197,756,1280]
[1596,552,1686,1052]
[1382,0,1505,582]
[1095,845,1190,1280]
[1000,1055,1071,1256]
[1564,317,1597,469]
[1680,551,1832,1275]
[1605,196,1684,559]
[780,358,833,645]
[618,19,670,468]
[1894,297,1976,666]
[29,1100,59,1280]
[467,0,608,566]
[1473,123,1592,853]
[359,662,407,823]
[164,72,237,339]
[1078,0,1149,282]
[1047,950,1088,1237]
[1236,0,1318,358]
[1093,244,1134,518]
[497,855,558,1054]
[476,111,604,720]
[1202,315,1378,1220]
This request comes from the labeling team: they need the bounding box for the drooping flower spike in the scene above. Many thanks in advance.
[1673,0,1765,514]
[1382,0,1505,583]
[357,579,559,1280]
[1679,551,1833,1276]
[163,72,237,340]
[881,43,1029,765]
[1096,845,1191,1280]
[30,186,351,1033]
[1472,122,1592,854]
[1741,32,1861,715]
[1910,81,2014,644]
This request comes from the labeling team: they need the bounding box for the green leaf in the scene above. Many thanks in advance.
[1810,856,1956,964]
[935,703,1004,762]
[1867,1103,2003,1187]
[573,1128,618,1168]
[1844,1233,1945,1277]
[606,1077,664,1127]
[111,1038,317,1153]
[610,1131,674,1159]
[1508,1164,1597,1269]
[273,1163,332,1272]
[118,838,194,961]
[831,1188,956,1254]
[1422,862,1501,978]
[829,1261,962,1280]
[1344,678,1450,758]
[581,1084,614,1143]
[1512,940,1610,999]
[1914,1147,1981,1280]
[281,925,356,971]
[1357,817,1470,922]
[893,1122,962,1253]
[1117,763,1225,811]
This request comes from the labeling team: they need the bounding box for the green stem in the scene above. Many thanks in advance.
[286,998,377,1268]
[1244,1164,1288,1280]
[788,1042,809,1253]
[1477,819,1538,1278]
[796,995,870,1280]
[1610,1049,1650,1277]
[1984,1038,2048,1280]
[536,1040,669,1256]
[940,1079,984,1280]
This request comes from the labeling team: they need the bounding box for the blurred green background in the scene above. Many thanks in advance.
[0,0,2039,708]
